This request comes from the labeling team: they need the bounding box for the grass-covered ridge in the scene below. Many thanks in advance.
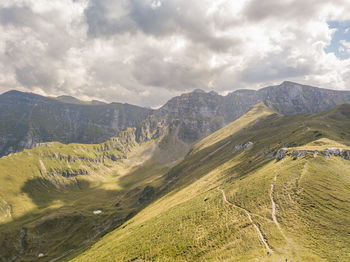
[72,104,350,262]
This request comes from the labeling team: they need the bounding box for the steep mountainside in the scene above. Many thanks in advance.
[1,81,350,158]
[71,103,350,262]
[0,91,154,156]
[141,81,350,145]
[0,121,190,262]
[1,102,350,261]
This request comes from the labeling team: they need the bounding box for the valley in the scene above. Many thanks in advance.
[1,84,350,261]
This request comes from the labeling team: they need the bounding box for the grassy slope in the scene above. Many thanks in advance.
[191,102,277,154]
[0,126,189,262]
[72,103,350,262]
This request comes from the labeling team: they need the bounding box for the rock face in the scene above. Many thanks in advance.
[2,81,350,157]
[276,149,288,161]
[233,142,254,152]
[256,81,350,114]
[276,148,350,161]
[0,91,153,156]
[141,81,350,146]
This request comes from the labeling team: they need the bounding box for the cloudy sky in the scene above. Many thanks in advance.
[0,0,349,107]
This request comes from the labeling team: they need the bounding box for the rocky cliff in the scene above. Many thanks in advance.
[0,91,153,156]
[276,147,350,161]
[1,81,350,156]
[145,81,350,145]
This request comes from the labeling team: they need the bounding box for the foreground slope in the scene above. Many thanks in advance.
[72,103,350,262]
[0,125,190,262]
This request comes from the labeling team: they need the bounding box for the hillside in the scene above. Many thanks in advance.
[71,103,350,262]
[0,124,190,262]
[2,81,350,157]
[1,95,350,261]
[0,90,154,156]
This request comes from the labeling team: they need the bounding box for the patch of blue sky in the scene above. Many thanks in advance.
[325,20,350,60]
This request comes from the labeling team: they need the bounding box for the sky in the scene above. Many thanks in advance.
[0,0,349,107]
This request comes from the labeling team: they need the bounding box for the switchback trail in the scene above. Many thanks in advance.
[219,188,273,254]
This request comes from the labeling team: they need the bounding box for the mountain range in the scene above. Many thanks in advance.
[1,81,350,261]
[2,81,350,157]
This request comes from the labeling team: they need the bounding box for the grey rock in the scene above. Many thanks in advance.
[233,142,253,152]
[276,147,350,161]
[276,149,287,161]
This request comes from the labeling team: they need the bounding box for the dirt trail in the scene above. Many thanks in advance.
[270,165,288,241]
[39,159,47,173]
[219,188,273,254]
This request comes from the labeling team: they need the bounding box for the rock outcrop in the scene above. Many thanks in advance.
[276,149,288,161]
[276,148,350,161]
[233,142,254,152]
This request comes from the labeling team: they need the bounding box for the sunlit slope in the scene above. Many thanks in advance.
[72,104,350,262]
[0,129,136,221]
[0,126,189,262]
[191,102,277,154]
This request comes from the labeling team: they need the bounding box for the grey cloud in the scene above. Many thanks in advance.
[240,51,313,83]
[84,0,137,37]
[242,0,323,22]
[84,0,240,52]
[15,65,58,88]
[0,6,39,27]
[132,48,213,91]
[0,1,86,95]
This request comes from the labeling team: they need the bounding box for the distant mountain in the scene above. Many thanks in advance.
[54,95,107,105]
[1,81,350,157]
[149,81,350,143]
[0,90,154,156]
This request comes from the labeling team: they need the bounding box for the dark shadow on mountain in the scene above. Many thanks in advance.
[0,176,147,262]
[21,178,91,208]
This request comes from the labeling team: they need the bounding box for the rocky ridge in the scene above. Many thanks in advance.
[2,81,350,157]
[276,147,350,161]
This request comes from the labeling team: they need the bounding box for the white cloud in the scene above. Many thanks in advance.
[0,0,349,107]
[340,40,350,48]
[339,40,350,56]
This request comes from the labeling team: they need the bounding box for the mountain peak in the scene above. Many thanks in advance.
[55,95,83,104]
[0,90,50,103]
[1,90,23,95]
[1,90,37,98]
[192,89,206,93]
[281,80,302,86]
